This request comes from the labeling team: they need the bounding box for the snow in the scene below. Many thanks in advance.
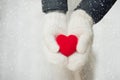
[0,0,120,80]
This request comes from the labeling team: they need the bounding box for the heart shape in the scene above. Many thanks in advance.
[56,34,78,57]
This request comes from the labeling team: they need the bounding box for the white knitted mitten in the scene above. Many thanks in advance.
[42,12,68,66]
[67,10,93,71]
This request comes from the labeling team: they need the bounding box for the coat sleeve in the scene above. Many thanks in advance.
[42,0,68,13]
[75,0,117,23]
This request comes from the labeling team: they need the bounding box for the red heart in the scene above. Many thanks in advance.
[56,34,78,57]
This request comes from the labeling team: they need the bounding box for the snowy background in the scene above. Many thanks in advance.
[0,0,120,80]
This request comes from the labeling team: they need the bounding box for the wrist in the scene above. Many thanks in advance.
[45,11,66,21]
[71,9,94,27]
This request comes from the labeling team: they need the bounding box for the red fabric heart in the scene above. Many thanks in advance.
[56,34,78,57]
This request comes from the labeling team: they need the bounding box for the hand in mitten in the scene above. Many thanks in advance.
[67,10,93,71]
[42,12,68,66]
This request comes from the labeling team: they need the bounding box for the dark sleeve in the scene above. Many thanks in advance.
[42,0,68,13]
[75,0,117,23]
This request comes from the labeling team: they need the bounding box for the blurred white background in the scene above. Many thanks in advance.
[0,0,120,80]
